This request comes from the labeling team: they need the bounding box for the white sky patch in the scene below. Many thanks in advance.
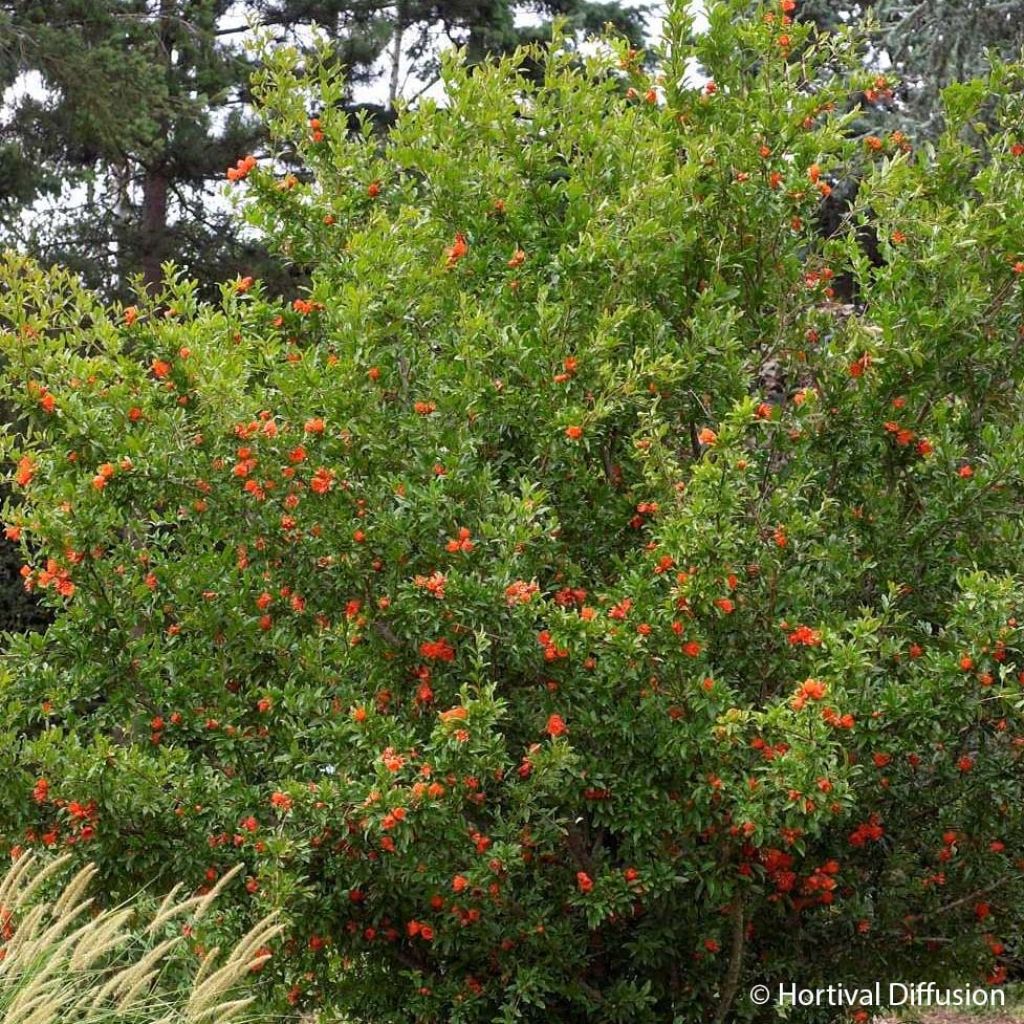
[1,70,53,125]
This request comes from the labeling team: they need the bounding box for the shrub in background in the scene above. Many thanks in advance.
[2,2,1024,1020]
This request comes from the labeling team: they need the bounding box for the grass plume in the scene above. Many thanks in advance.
[0,851,282,1023]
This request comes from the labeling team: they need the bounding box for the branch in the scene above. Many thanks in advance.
[600,427,619,486]
[373,618,403,648]
[905,875,1014,924]
[564,821,596,874]
[712,899,746,1024]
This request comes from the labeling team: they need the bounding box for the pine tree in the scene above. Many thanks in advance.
[1,1,277,298]
[797,0,1024,135]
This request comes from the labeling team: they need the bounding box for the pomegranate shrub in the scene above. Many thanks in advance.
[2,2,1024,1020]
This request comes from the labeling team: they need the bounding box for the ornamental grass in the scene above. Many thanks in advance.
[0,853,282,1024]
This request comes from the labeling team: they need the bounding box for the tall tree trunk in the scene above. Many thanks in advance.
[387,3,404,105]
[140,0,175,295]
[141,166,169,294]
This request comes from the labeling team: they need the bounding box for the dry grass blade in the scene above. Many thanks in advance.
[8,855,73,912]
[194,863,246,922]
[50,862,97,919]
[186,916,284,1020]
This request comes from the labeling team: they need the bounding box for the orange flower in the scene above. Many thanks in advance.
[414,571,447,599]
[226,154,257,181]
[310,467,335,494]
[15,455,36,487]
[697,427,717,445]
[545,714,567,737]
[445,232,468,269]
[553,356,578,383]
[92,463,115,490]
[151,359,171,379]
[446,527,474,553]
[506,579,539,606]
[787,624,822,646]
[565,425,583,441]
[791,678,827,710]
[270,791,293,811]
[381,747,406,772]
[419,638,455,662]
[822,707,855,729]
[849,353,871,378]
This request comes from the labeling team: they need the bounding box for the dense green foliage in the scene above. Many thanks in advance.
[3,3,1024,1021]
